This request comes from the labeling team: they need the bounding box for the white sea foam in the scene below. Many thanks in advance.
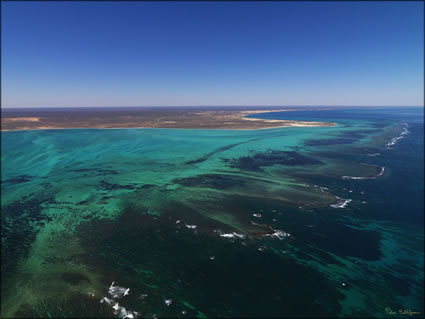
[115,304,139,319]
[342,166,385,180]
[108,282,130,299]
[220,232,245,239]
[100,297,114,305]
[330,198,352,208]
[252,213,262,218]
[101,282,139,318]
[185,224,197,229]
[264,229,291,240]
[101,298,139,318]
[312,184,329,192]
[386,123,409,149]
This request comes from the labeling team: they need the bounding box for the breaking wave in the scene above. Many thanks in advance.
[100,282,139,318]
[342,166,385,180]
[386,122,409,149]
[219,232,245,239]
[330,197,352,209]
[264,229,291,240]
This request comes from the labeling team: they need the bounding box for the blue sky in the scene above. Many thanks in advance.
[1,1,424,108]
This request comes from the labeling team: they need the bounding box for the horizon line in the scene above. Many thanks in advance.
[1,105,424,109]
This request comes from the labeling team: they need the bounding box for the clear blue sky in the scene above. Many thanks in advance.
[1,1,424,108]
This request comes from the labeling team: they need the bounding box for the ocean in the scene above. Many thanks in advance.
[1,107,423,318]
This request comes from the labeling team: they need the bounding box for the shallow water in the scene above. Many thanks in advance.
[1,107,423,318]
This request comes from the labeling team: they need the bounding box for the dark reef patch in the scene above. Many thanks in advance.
[76,203,344,318]
[381,272,412,297]
[372,122,392,129]
[98,180,153,191]
[13,293,113,318]
[173,174,246,189]
[61,272,91,286]
[185,137,265,165]
[71,168,119,175]
[98,180,136,191]
[308,225,382,261]
[1,194,55,279]
[134,184,155,190]
[2,175,33,185]
[341,129,381,139]
[305,138,355,146]
[305,130,381,147]
[223,150,323,171]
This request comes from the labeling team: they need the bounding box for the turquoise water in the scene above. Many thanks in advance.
[1,107,423,318]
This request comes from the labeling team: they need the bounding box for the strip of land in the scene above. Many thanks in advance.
[1,107,335,131]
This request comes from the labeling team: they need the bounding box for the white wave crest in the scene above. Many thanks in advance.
[386,123,409,149]
[342,166,385,180]
[264,229,291,240]
[220,232,245,239]
[100,282,139,318]
[108,282,130,299]
[330,198,352,208]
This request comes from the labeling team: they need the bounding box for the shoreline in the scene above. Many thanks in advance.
[0,123,334,132]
